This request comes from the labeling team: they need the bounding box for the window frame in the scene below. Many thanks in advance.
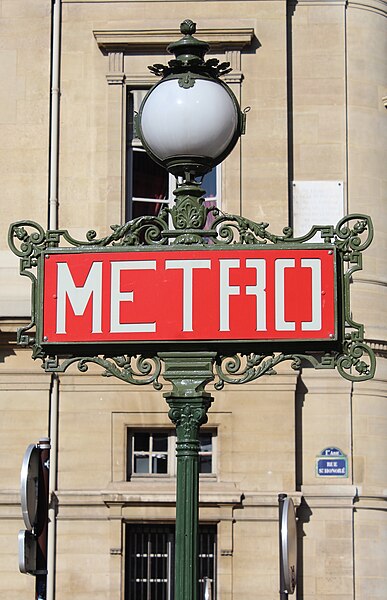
[127,428,217,480]
[125,85,221,224]
[124,522,217,600]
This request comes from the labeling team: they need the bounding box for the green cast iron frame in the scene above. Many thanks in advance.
[8,209,375,386]
[9,207,376,600]
[8,18,376,600]
[8,208,375,600]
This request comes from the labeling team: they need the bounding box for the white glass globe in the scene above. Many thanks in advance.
[140,78,238,162]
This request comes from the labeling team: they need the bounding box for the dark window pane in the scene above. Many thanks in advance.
[199,455,212,474]
[132,200,164,219]
[134,432,149,451]
[134,455,149,474]
[125,524,215,600]
[199,433,212,452]
[151,556,167,580]
[204,199,217,230]
[153,433,168,452]
[133,150,168,200]
[152,455,168,474]
[202,169,217,198]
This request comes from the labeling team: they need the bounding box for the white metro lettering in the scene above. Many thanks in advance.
[110,261,156,333]
[56,262,103,334]
[53,254,324,337]
[56,260,157,334]
[165,259,211,332]
[275,258,322,332]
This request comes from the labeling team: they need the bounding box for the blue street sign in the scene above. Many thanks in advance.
[316,447,348,477]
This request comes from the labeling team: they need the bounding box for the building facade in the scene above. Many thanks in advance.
[0,1,386,599]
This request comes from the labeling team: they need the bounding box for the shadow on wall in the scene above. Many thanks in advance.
[0,336,17,363]
[243,35,261,55]
[296,498,313,600]
[295,372,308,490]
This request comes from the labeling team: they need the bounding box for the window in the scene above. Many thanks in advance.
[125,523,216,600]
[131,431,169,475]
[127,430,215,479]
[126,89,170,220]
[126,88,220,224]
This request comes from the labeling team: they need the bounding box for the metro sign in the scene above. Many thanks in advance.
[41,246,337,348]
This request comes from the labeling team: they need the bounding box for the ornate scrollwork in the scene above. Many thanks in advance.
[81,215,168,247]
[214,344,376,387]
[333,214,373,262]
[8,214,169,256]
[8,221,47,259]
[210,214,293,245]
[8,213,373,252]
[331,215,374,363]
[214,353,301,389]
[43,354,163,389]
[337,341,376,382]
[8,210,375,385]
[149,58,232,85]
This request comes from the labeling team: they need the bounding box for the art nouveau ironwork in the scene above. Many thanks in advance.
[8,19,376,600]
[9,210,375,385]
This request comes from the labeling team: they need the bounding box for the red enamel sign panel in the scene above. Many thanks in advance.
[42,248,337,344]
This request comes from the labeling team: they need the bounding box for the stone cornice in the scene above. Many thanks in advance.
[301,485,358,507]
[101,480,242,507]
[366,339,387,357]
[293,0,347,5]
[94,27,255,54]
[348,0,387,16]
[292,0,386,15]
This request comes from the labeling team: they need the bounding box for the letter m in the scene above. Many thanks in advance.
[56,262,103,334]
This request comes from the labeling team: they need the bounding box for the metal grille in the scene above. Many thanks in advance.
[125,524,216,600]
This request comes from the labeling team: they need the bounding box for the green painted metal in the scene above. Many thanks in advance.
[134,19,244,178]
[160,352,215,600]
[149,19,232,83]
[8,210,375,384]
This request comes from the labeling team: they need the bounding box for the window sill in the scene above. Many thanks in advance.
[103,479,241,506]
[128,474,217,481]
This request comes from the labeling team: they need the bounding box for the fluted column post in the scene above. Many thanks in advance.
[159,352,216,600]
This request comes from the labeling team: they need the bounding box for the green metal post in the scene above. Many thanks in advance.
[159,352,216,600]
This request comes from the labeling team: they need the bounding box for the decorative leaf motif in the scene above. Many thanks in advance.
[214,353,301,389]
[9,221,47,258]
[210,214,293,245]
[8,210,375,385]
[178,72,196,89]
[214,344,376,388]
[43,355,163,389]
[168,402,210,440]
[337,341,376,382]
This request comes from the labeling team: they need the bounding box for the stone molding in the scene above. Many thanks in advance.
[94,26,254,86]
[93,25,253,217]
[101,480,242,507]
[292,0,386,14]
[94,27,255,54]
[367,339,387,357]
[242,491,303,507]
[293,0,347,4]
[301,484,358,507]
[348,0,387,16]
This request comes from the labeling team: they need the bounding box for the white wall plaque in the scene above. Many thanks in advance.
[292,181,344,240]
